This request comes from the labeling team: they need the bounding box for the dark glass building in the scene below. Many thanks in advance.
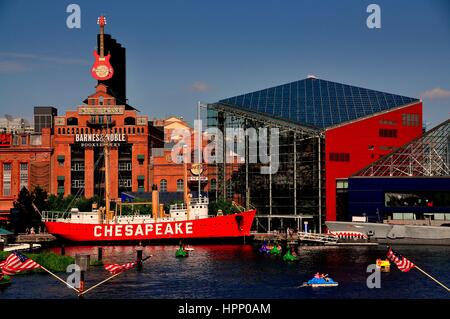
[97,34,126,104]
[207,76,423,232]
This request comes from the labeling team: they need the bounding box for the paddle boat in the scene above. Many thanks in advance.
[282,250,298,262]
[259,240,270,254]
[302,273,338,287]
[175,245,189,258]
[0,275,11,288]
[376,259,391,272]
[269,244,282,256]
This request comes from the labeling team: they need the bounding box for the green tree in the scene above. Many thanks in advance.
[208,199,239,215]
[12,187,44,233]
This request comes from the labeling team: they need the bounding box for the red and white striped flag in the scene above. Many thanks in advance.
[0,251,41,275]
[104,262,136,275]
[387,247,415,272]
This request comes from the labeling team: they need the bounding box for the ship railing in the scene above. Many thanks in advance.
[190,197,209,205]
[296,232,339,243]
[170,203,187,210]
[42,210,71,222]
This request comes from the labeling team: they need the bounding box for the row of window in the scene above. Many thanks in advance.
[66,116,137,126]
[58,126,145,135]
[379,128,398,138]
[402,113,420,127]
[329,153,350,162]
[2,163,28,196]
[158,178,217,192]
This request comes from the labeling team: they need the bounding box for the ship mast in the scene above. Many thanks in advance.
[104,137,110,222]
[184,156,190,220]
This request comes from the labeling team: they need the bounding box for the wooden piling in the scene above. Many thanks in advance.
[136,246,144,271]
[97,247,103,261]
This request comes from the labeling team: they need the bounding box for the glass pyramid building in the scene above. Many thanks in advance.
[218,77,419,129]
[355,119,450,177]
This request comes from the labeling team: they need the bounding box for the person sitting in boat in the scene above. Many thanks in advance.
[290,247,297,256]
[314,272,321,279]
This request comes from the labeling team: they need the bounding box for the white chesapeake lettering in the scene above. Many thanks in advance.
[115,225,123,237]
[94,225,102,237]
[156,223,162,235]
[186,222,193,234]
[104,225,113,237]
[165,223,174,235]
[135,225,144,236]
[125,225,133,236]
[145,224,153,235]
[175,223,183,234]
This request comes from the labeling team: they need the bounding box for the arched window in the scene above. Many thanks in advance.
[62,128,65,134]
[99,96,104,105]
[176,179,184,192]
[67,117,78,126]
[210,178,217,191]
[58,128,61,134]
[160,179,167,192]
[124,117,136,125]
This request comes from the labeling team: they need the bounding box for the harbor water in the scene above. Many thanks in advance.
[1,244,449,299]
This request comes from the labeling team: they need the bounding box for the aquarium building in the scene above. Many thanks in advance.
[207,76,423,232]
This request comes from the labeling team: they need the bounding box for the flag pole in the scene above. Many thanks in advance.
[78,271,123,296]
[414,265,450,293]
[39,265,80,293]
[79,255,152,296]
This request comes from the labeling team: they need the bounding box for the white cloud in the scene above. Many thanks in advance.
[420,87,450,100]
[190,81,209,92]
[0,51,89,66]
[0,61,28,73]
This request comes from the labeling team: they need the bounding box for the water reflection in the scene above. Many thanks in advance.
[0,244,448,299]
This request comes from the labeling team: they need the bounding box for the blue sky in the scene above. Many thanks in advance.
[0,0,449,128]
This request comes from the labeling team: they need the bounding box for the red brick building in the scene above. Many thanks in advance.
[0,129,52,219]
[52,84,149,199]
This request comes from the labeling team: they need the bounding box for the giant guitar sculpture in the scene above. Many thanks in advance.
[91,16,114,80]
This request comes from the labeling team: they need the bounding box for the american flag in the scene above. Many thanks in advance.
[387,247,415,272]
[0,251,41,275]
[104,262,136,275]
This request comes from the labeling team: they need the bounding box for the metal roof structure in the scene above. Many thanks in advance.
[218,77,419,129]
[354,119,450,177]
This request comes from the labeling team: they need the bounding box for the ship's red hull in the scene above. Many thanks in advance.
[44,210,256,242]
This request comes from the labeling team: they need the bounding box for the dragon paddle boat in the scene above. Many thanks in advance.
[282,250,298,262]
[269,244,282,256]
[175,244,189,258]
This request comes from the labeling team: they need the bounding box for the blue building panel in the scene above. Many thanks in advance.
[348,177,450,222]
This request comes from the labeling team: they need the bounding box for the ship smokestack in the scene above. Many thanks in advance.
[152,184,159,222]
[159,203,164,218]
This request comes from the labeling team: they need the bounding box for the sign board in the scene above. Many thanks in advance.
[78,107,124,115]
[75,133,127,147]
[0,134,11,147]
[190,163,204,176]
